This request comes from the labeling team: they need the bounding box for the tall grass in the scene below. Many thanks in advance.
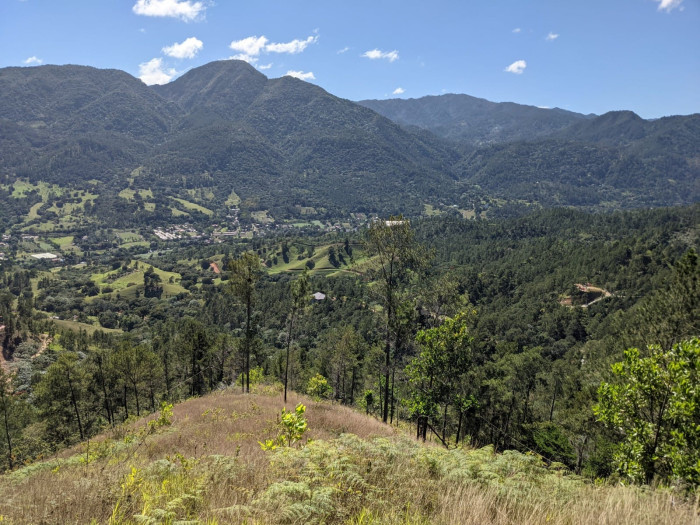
[0,387,696,524]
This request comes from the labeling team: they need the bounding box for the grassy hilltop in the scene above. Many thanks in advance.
[0,386,695,525]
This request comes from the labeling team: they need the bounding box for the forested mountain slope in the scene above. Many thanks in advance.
[0,61,698,230]
[358,93,592,145]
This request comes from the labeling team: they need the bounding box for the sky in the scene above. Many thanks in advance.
[1,0,699,118]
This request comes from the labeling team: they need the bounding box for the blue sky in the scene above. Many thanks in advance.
[1,0,698,118]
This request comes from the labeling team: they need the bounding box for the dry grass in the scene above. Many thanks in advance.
[0,387,696,525]
[0,387,394,524]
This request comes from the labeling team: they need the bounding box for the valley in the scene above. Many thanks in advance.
[0,59,698,525]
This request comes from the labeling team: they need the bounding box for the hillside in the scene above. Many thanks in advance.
[0,387,694,525]
[358,93,592,145]
[0,61,461,223]
[0,61,699,234]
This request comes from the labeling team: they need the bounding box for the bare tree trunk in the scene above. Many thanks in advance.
[246,296,252,393]
[383,338,391,423]
[132,380,141,416]
[67,371,84,440]
[123,384,129,420]
[455,411,463,447]
[284,310,296,404]
[1,392,13,469]
[350,367,356,405]
[389,366,396,425]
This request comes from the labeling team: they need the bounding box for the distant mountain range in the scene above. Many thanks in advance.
[0,60,697,228]
[358,94,594,146]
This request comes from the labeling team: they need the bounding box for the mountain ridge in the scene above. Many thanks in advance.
[0,61,698,229]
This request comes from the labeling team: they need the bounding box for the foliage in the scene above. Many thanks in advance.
[407,311,475,442]
[260,403,308,451]
[306,374,332,400]
[594,338,700,486]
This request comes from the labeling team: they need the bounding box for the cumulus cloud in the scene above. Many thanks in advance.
[504,60,527,74]
[138,58,176,85]
[230,35,269,56]
[337,46,350,54]
[132,0,205,21]
[24,56,42,65]
[546,32,559,41]
[259,63,273,70]
[392,87,405,95]
[229,34,317,64]
[162,37,203,59]
[267,35,317,54]
[655,0,683,12]
[362,49,399,62]
[285,70,315,81]
[512,28,521,33]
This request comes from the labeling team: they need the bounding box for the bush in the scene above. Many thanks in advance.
[306,374,331,400]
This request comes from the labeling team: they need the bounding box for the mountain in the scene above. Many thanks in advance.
[0,61,461,219]
[0,64,177,140]
[151,60,461,216]
[0,61,698,232]
[554,110,700,155]
[358,93,593,145]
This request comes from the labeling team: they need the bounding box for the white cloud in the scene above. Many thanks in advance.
[229,34,318,64]
[392,87,405,95]
[23,56,42,65]
[362,49,399,62]
[162,36,203,59]
[132,0,205,21]
[504,60,527,74]
[259,63,272,70]
[266,35,317,54]
[229,35,269,56]
[546,32,559,41]
[337,46,350,54]
[285,70,315,81]
[512,28,521,33]
[138,58,176,85]
[655,0,683,12]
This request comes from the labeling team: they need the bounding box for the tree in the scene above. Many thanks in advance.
[35,352,92,443]
[284,271,310,403]
[143,267,163,299]
[626,249,699,352]
[407,311,474,445]
[365,216,428,423]
[228,252,263,393]
[594,338,700,486]
[0,368,16,469]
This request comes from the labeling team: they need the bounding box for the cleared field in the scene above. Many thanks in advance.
[171,197,213,216]
[267,243,367,276]
[90,261,187,299]
[53,236,74,248]
[26,202,44,221]
[187,188,215,201]
[118,188,153,200]
[251,210,274,224]
[225,189,241,206]
[170,207,189,217]
[52,318,122,335]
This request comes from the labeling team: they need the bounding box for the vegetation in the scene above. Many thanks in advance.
[595,338,700,486]
[0,59,698,522]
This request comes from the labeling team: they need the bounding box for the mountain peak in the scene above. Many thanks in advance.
[152,60,268,123]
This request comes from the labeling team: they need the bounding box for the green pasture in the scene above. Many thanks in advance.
[171,197,213,216]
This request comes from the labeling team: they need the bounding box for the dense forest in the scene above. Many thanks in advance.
[0,205,697,488]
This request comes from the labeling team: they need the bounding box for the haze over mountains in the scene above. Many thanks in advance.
[0,59,698,227]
